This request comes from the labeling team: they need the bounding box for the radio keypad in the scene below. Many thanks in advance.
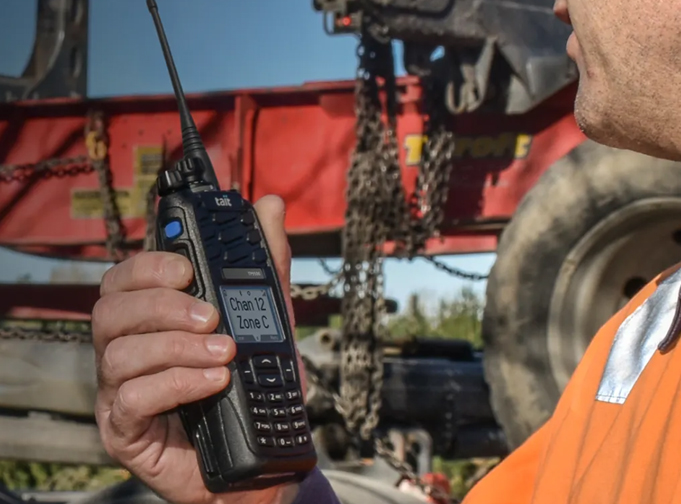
[193,197,310,453]
[242,354,310,452]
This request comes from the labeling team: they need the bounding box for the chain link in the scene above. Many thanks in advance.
[290,272,343,300]
[0,156,92,182]
[423,255,489,282]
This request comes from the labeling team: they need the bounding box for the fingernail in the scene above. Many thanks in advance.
[190,301,215,324]
[164,258,186,279]
[206,335,230,356]
[203,367,227,381]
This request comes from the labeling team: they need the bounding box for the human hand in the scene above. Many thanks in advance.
[92,195,305,504]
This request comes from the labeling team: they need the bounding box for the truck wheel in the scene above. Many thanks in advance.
[482,139,681,448]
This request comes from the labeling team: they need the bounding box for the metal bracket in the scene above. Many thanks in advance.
[0,0,89,103]
[445,38,496,114]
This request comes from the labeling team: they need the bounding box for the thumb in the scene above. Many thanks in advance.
[253,195,295,329]
[253,195,309,400]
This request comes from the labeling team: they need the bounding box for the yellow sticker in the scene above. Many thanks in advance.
[70,189,133,219]
[70,145,164,219]
[403,133,533,165]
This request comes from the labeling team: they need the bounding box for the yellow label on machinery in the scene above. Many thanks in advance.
[71,145,164,219]
[403,133,533,166]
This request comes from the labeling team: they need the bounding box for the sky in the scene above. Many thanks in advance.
[0,0,495,314]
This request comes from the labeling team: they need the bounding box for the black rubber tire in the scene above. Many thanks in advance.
[482,139,681,449]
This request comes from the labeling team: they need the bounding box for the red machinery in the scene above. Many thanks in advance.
[4,0,681,460]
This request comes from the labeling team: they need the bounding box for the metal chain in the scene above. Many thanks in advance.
[0,156,92,182]
[423,255,489,281]
[0,110,128,264]
[85,111,128,264]
[290,272,343,300]
[407,70,457,255]
[327,12,466,502]
[338,23,403,443]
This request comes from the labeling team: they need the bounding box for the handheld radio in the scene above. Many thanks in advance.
[146,0,317,492]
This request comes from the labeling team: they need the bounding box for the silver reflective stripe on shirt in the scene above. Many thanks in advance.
[596,267,681,404]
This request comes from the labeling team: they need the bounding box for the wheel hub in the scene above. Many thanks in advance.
[548,198,681,391]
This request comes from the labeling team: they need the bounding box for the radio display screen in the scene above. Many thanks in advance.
[219,286,284,343]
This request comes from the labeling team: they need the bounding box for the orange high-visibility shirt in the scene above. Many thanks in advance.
[464,262,681,504]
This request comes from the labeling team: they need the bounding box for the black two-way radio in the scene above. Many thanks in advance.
[146,0,317,492]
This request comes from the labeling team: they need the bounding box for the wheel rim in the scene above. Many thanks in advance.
[548,198,681,392]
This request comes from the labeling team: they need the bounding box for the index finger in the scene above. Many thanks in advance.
[100,251,193,296]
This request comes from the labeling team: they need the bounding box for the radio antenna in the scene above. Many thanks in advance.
[147,0,219,188]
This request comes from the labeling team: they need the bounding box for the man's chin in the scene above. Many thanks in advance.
[575,105,681,161]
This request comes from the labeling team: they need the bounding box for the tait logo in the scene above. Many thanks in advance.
[214,196,232,207]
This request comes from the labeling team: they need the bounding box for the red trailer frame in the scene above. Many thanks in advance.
[0,76,586,261]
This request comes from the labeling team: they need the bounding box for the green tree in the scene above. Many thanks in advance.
[387,286,484,348]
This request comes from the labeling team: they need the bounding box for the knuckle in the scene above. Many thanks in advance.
[116,382,140,416]
[131,252,161,285]
[151,289,184,322]
[91,295,116,338]
[164,333,189,361]
[99,338,124,383]
[168,368,194,397]
[99,264,117,296]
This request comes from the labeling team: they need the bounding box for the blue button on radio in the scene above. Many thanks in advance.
[164,220,182,239]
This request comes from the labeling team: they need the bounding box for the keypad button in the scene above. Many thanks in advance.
[247,230,262,245]
[295,434,310,445]
[281,360,295,382]
[258,374,283,387]
[292,419,307,430]
[201,227,216,240]
[250,406,267,417]
[223,245,251,264]
[248,391,264,402]
[274,422,290,433]
[252,249,267,264]
[213,212,237,224]
[195,208,211,222]
[257,436,274,447]
[254,421,272,433]
[266,392,284,403]
[218,230,240,244]
[253,356,278,368]
[241,368,254,384]
[288,404,304,416]
[271,407,287,418]
[277,437,294,448]
[205,244,221,260]
[241,212,255,226]
[285,390,301,401]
